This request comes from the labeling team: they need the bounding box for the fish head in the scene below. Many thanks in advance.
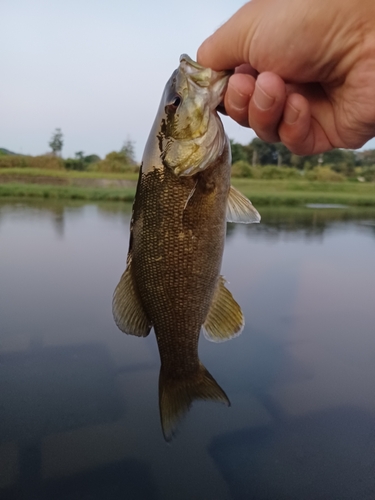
[145,55,230,176]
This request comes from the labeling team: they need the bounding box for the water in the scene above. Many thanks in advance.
[1,200,375,500]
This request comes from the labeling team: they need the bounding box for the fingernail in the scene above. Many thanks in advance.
[228,81,249,111]
[284,102,300,124]
[254,84,275,110]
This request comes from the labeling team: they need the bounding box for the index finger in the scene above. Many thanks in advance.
[197,2,261,71]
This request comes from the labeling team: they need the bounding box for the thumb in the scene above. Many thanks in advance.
[197,2,261,71]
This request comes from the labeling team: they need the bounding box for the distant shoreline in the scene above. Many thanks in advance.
[1,168,375,206]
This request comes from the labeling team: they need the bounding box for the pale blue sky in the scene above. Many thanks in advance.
[2,1,374,161]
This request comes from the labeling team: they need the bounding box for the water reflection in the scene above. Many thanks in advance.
[227,205,375,241]
[3,200,375,241]
[1,200,375,499]
[209,406,375,500]
[0,199,133,240]
[2,344,122,442]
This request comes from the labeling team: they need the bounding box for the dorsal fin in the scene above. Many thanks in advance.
[227,185,261,224]
[202,276,244,342]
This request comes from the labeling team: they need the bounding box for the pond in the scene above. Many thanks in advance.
[1,200,375,500]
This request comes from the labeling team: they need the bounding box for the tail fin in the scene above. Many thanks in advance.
[159,362,230,441]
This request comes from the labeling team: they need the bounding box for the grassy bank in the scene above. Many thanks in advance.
[0,167,139,181]
[0,183,135,202]
[231,179,375,206]
[1,168,375,206]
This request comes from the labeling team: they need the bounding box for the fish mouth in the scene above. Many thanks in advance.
[179,54,230,85]
[179,54,231,107]
[180,53,232,75]
[179,54,204,70]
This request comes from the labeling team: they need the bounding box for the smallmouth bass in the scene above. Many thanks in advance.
[113,55,260,440]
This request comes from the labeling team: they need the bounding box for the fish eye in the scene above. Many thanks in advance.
[172,96,181,107]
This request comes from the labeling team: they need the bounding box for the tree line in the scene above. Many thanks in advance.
[231,138,375,171]
[47,128,375,179]
[48,128,137,172]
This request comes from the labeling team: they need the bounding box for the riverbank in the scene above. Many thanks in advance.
[1,168,375,206]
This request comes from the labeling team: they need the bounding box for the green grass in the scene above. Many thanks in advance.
[0,168,64,178]
[0,183,135,201]
[0,167,139,181]
[231,179,375,206]
[244,191,375,207]
[1,169,375,205]
[231,178,375,194]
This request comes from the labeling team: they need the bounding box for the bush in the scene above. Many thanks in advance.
[64,158,87,171]
[84,154,101,164]
[231,160,254,178]
[64,153,101,171]
[89,151,139,173]
[305,166,345,182]
[259,165,301,180]
[356,166,375,182]
[0,154,64,170]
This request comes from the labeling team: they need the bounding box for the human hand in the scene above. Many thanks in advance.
[197,0,375,154]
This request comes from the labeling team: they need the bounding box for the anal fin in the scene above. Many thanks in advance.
[227,185,261,223]
[112,261,151,337]
[203,275,244,342]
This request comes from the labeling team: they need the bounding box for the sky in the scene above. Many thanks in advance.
[2,0,375,162]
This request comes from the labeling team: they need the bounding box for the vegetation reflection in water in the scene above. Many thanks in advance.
[2,198,375,240]
[1,200,375,499]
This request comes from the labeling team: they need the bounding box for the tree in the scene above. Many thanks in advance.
[356,149,375,166]
[322,148,356,174]
[251,137,277,165]
[75,151,85,161]
[64,151,100,171]
[84,154,101,164]
[274,143,292,166]
[121,139,136,163]
[49,128,64,156]
[230,139,247,163]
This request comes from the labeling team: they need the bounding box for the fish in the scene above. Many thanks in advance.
[113,54,260,440]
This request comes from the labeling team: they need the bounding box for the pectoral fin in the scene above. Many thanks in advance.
[112,262,152,337]
[202,275,244,342]
[227,185,261,223]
